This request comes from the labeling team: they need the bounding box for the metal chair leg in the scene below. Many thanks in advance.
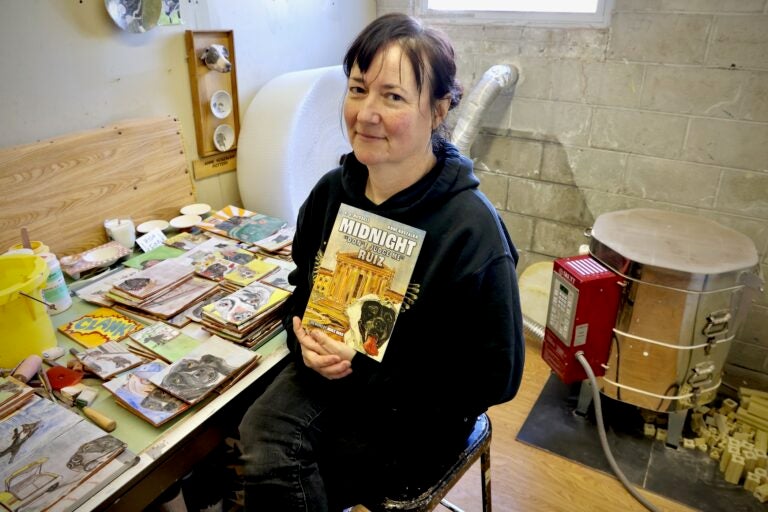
[481,447,491,512]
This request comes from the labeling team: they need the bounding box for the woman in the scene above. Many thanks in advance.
[239,13,524,511]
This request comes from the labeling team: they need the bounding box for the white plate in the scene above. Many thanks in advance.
[180,203,211,216]
[213,124,235,152]
[210,90,233,119]
[136,219,170,234]
[170,214,202,230]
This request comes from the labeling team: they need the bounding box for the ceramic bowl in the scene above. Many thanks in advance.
[136,219,170,234]
[213,124,235,152]
[170,214,202,230]
[210,90,233,119]
[83,245,122,265]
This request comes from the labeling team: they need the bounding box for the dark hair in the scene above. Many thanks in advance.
[343,13,463,146]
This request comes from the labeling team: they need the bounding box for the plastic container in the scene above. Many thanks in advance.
[7,240,72,314]
[0,253,56,368]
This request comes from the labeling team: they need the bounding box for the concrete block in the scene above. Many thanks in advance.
[531,219,589,257]
[708,16,768,69]
[739,72,768,122]
[583,61,644,108]
[471,134,543,178]
[497,210,535,251]
[541,144,626,193]
[504,99,592,145]
[608,13,710,65]
[506,177,594,225]
[624,155,720,208]
[476,171,509,210]
[716,171,768,219]
[727,340,768,373]
[640,66,746,118]
[519,27,607,60]
[684,118,768,171]
[590,108,687,159]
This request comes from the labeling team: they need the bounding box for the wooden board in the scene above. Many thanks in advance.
[185,30,241,159]
[0,117,195,256]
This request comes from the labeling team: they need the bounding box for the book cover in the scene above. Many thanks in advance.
[58,307,144,348]
[222,258,279,287]
[252,225,296,252]
[165,231,210,251]
[197,205,288,244]
[129,323,203,363]
[148,337,257,404]
[74,341,145,380]
[0,377,35,420]
[301,203,425,362]
[0,395,130,511]
[112,258,194,300]
[102,360,189,426]
[122,245,185,269]
[74,267,140,307]
[201,282,290,327]
[136,277,218,319]
[183,289,229,324]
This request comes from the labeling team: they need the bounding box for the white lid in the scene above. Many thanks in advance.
[591,209,758,275]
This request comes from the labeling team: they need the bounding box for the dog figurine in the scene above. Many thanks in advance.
[200,44,232,73]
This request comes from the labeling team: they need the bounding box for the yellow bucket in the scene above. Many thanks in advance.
[0,253,56,368]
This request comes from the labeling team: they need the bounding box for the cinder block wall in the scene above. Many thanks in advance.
[376,0,768,389]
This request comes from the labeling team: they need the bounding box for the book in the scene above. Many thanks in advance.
[102,360,190,426]
[252,225,295,252]
[0,376,35,420]
[74,267,140,307]
[222,258,279,287]
[73,341,146,380]
[164,231,210,251]
[58,307,144,348]
[201,282,290,327]
[128,323,203,363]
[301,203,425,362]
[148,337,258,404]
[197,205,288,244]
[0,395,132,511]
[112,258,195,300]
[122,245,185,269]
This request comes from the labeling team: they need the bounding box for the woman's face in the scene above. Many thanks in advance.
[344,44,437,170]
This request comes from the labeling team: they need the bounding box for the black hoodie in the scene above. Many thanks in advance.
[286,142,525,421]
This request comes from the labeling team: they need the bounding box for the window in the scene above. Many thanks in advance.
[418,0,613,27]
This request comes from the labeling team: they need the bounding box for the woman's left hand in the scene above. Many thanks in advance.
[293,316,355,380]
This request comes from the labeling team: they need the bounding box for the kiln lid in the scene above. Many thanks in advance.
[590,208,757,278]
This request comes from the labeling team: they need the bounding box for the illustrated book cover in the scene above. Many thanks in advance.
[201,281,290,327]
[148,336,258,404]
[0,395,132,511]
[197,205,288,244]
[301,203,425,362]
[73,341,146,380]
[0,376,35,420]
[58,307,144,348]
[112,258,195,300]
[102,360,190,427]
[74,267,140,307]
[122,245,185,269]
[128,322,203,363]
[222,258,279,287]
[164,231,210,251]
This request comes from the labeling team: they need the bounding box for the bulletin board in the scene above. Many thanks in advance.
[185,30,241,163]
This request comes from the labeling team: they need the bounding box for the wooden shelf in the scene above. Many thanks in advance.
[185,30,241,159]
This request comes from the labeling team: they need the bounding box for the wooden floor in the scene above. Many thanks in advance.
[441,338,697,512]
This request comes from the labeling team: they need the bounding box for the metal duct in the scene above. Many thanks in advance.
[451,64,519,154]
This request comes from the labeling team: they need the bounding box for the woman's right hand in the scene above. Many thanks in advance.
[293,316,353,380]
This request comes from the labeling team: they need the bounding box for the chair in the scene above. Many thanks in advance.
[374,413,492,512]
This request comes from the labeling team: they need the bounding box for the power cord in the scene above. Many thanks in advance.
[575,351,660,512]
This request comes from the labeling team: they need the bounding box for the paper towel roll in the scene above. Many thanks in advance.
[237,65,352,223]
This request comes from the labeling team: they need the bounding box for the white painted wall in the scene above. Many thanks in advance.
[0,0,374,207]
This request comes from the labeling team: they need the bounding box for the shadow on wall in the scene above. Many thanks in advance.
[470,133,596,273]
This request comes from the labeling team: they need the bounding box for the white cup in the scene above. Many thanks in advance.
[104,218,136,249]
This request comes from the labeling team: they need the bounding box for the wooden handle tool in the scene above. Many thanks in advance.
[80,406,117,432]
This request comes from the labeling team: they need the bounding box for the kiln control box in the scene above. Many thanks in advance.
[542,255,624,384]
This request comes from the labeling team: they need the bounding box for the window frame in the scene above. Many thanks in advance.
[416,0,614,28]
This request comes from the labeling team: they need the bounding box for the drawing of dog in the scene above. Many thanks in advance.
[343,294,397,358]
[200,44,231,73]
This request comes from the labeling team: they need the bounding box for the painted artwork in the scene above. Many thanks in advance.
[74,268,140,307]
[202,282,290,327]
[74,341,145,380]
[137,277,218,319]
[102,360,189,427]
[122,245,184,269]
[222,258,279,287]
[58,307,144,348]
[253,225,296,252]
[0,377,34,420]
[0,396,129,511]
[183,289,228,323]
[158,0,182,26]
[113,258,195,299]
[129,323,203,363]
[149,337,257,404]
[164,232,210,251]
[197,205,288,245]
